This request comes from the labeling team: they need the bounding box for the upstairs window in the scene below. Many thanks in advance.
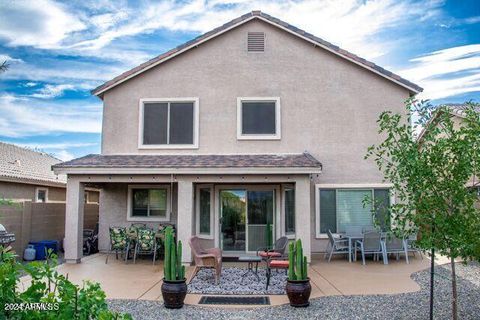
[237,97,281,140]
[139,98,199,149]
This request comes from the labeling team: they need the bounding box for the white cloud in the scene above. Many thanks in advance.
[29,84,76,99]
[0,0,86,49]
[0,0,440,62]
[67,0,442,60]
[53,150,75,161]
[0,94,102,137]
[14,142,97,150]
[0,54,24,64]
[23,82,38,87]
[398,44,480,99]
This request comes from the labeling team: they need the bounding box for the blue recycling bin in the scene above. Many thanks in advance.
[28,240,58,260]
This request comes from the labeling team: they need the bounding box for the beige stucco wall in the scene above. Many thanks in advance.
[98,183,178,251]
[102,19,411,185]
[0,181,66,202]
[87,19,414,255]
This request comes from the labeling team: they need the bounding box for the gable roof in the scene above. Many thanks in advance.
[0,142,66,187]
[52,152,322,174]
[92,10,423,97]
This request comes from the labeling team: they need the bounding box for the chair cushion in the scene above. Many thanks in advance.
[269,260,289,268]
[259,251,282,257]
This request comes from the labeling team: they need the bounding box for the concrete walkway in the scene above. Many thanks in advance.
[19,252,432,307]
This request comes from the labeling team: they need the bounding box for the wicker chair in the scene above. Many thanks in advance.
[189,236,222,285]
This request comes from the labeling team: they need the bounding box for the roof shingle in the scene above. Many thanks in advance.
[0,142,66,185]
[53,153,322,169]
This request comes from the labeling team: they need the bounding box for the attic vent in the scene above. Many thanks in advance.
[247,32,265,52]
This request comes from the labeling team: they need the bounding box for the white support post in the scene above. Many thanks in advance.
[64,178,85,263]
[177,179,194,264]
[295,176,312,262]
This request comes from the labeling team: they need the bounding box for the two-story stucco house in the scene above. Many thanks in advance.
[53,11,422,264]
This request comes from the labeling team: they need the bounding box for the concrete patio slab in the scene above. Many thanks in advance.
[19,252,432,308]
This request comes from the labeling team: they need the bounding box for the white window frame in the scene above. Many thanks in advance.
[281,184,296,239]
[35,187,48,203]
[127,185,171,222]
[195,184,214,239]
[314,183,395,239]
[84,191,99,204]
[237,97,281,140]
[138,97,199,149]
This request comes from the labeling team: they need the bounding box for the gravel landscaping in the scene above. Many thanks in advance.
[108,262,480,320]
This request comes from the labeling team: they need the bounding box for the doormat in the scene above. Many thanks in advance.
[188,267,287,295]
[198,296,270,305]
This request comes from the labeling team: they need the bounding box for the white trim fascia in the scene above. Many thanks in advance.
[138,98,199,150]
[237,97,281,140]
[93,15,420,97]
[314,183,394,238]
[195,184,214,239]
[35,187,48,203]
[127,184,171,222]
[53,167,322,175]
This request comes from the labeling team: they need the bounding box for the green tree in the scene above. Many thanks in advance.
[0,60,8,73]
[366,99,480,320]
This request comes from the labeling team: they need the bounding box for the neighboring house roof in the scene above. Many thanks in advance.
[53,152,322,174]
[416,103,480,142]
[0,142,66,187]
[92,10,422,97]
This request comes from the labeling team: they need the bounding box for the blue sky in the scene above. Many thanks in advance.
[0,0,479,160]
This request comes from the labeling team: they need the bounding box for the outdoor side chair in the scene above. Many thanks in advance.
[384,235,409,264]
[265,255,289,290]
[256,236,289,261]
[189,236,222,285]
[355,231,387,265]
[105,226,128,264]
[133,228,157,264]
[325,229,349,262]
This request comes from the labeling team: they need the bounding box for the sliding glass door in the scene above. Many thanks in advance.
[220,187,275,253]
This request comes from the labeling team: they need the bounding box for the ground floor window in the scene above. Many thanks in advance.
[316,186,391,236]
[127,185,170,221]
[196,185,214,239]
[35,187,48,203]
[284,187,295,235]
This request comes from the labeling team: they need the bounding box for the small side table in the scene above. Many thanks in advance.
[238,256,262,283]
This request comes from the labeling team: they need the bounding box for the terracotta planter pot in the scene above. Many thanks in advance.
[286,278,311,307]
[161,278,187,309]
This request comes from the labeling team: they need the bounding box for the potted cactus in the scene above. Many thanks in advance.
[161,226,187,309]
[286,239,311,307]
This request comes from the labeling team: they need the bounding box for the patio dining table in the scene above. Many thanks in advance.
[342,234,363,263]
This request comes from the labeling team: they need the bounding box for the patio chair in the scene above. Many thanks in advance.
[384,235,409,264]
[133,228,157,264]
[345,225,363,236]
[154,223,176,258]
[355,231,387,265]
[265,256,289,290]
[189,236,222,285]
[406,233,423,259]
[105,226,128,264]
[256,236,289,261]
[125,223,147,260]
[325,230,349,262]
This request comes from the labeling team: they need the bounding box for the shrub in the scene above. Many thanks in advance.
[0,246,131,320]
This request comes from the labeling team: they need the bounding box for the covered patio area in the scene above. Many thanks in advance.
[19,253,431,307]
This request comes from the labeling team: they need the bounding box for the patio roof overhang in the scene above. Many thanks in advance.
[52,152,323,175]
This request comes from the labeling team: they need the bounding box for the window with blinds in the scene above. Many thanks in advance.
[318,188,390,235]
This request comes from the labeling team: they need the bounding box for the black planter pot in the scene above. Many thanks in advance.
[286,278,311,307]
[161,278,187,309]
